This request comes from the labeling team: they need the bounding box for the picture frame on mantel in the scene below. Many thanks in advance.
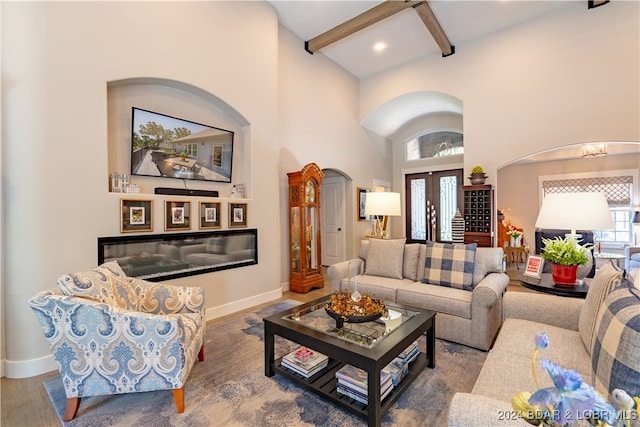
[121,199,153,233]
[165,200,191,231]
[229,202,247,228]
[199,201,222,230]
[357,187,370,221]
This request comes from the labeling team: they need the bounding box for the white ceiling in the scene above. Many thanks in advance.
[269,1,571,79]
[269,1,636,162]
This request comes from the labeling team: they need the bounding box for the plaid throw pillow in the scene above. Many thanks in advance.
[591,276,640,401]
[422,241,477,290]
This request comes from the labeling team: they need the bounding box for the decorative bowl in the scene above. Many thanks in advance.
[324,292,385,329]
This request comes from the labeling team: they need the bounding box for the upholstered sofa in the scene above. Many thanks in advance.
[448,262,640,426]
[327,239,509,351]
[28,261,205,421]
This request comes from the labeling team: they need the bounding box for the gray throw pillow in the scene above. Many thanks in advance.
[403,243,421,281]
[365,238,406,280]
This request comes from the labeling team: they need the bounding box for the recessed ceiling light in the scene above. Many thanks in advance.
[373,42,386,52]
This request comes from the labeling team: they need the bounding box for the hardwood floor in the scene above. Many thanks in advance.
[1,267,528,427]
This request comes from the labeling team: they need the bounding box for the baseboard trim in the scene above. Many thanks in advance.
[3,354,57,379]
[205,289,283,321]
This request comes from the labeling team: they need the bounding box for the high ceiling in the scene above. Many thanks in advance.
[269,1,572,78]
[268,1,638,162]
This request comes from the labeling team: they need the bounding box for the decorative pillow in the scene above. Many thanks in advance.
[579,261,622,352]
[365,238,406,280]
[423,241,477,290]
[416,244,428,282]
[57,261,137,310]
[591,276,640,401]
[403,243,421,281]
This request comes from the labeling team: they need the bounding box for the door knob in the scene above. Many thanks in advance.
[337,228,342,231]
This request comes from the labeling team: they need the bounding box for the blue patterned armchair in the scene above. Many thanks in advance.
[28,261,205,421]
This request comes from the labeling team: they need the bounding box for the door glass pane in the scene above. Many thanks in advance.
[410,179,426,240]
[439,176,458,241]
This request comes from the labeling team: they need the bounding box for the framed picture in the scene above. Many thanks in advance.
[229,202,247,228]
[165,200,191,231]
[121,199,153,233]
[199,201,222,229]
[357,187,370,221]
[524,255,544,279]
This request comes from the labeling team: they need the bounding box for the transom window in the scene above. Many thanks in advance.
[405,131,463,161]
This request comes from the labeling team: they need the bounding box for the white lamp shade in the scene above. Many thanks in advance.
[364,192,401,216]
[535,192,614,231]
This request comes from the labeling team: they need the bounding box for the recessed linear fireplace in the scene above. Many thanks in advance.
[98,229,258,281]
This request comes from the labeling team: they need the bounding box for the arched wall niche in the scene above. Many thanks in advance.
[107,77,251,196]
[496,141,640,253]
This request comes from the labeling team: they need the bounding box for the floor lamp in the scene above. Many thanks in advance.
[364,192,401,239]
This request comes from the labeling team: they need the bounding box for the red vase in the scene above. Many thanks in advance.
[551,264,578,286]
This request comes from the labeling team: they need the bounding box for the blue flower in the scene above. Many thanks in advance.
[535,332,549,350]
[528,359,617,425]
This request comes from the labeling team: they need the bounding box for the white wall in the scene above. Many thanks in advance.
[360,2,640,185]
[1,1,282,377]
[278,25,393,274]
[1,1,393,378]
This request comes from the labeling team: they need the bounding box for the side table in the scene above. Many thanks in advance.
[593,252,625,268]
[505,246,528,270]
[519,273,588,298]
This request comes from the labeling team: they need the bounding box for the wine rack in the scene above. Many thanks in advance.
[463,185,494,247]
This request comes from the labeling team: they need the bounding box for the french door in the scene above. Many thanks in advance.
[405,169,463,244]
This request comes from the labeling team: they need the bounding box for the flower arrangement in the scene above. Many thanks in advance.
[507,225,524,239]
[512,332,639,426]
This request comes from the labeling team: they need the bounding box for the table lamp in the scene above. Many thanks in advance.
[364,192,401,239]
[534,192,614,236]
[535,192,614,282]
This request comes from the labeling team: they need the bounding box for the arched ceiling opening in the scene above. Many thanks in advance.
[361,91,462,138]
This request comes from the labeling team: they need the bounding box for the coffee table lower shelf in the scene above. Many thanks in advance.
[273,352,429,419]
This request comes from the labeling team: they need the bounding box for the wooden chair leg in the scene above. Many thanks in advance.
[198,344,204,361]
[63,397,81,421]
[173,388,185,413]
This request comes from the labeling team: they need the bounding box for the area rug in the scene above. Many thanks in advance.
[44,300,487,426]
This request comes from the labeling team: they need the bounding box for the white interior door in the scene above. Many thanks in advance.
[322,177,345,266]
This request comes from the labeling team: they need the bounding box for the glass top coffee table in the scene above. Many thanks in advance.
[263,295,435,427]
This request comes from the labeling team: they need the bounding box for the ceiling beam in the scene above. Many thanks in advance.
[305,0,423,54]
[587,0,609,9]
[413,1,454,57]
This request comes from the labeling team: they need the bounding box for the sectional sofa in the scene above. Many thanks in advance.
[327,238,509,351]
[448,262,640,426]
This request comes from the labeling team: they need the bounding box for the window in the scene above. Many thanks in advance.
[541,173,635,245]
[212,145,223,167]
[405,131,463,161]
[185,143,198,157]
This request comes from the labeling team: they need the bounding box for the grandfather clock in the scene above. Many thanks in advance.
[287,163,324,293]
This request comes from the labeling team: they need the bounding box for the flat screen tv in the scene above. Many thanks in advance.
[130,107,234,183]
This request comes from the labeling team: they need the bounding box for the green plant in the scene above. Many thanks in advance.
[540,236,592,266]
[471,165,485,174]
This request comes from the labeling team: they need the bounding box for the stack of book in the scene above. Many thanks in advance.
[281,346,328,378]
[398,340,420,364]
[383,340,420,386]
[335,364,394,404]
